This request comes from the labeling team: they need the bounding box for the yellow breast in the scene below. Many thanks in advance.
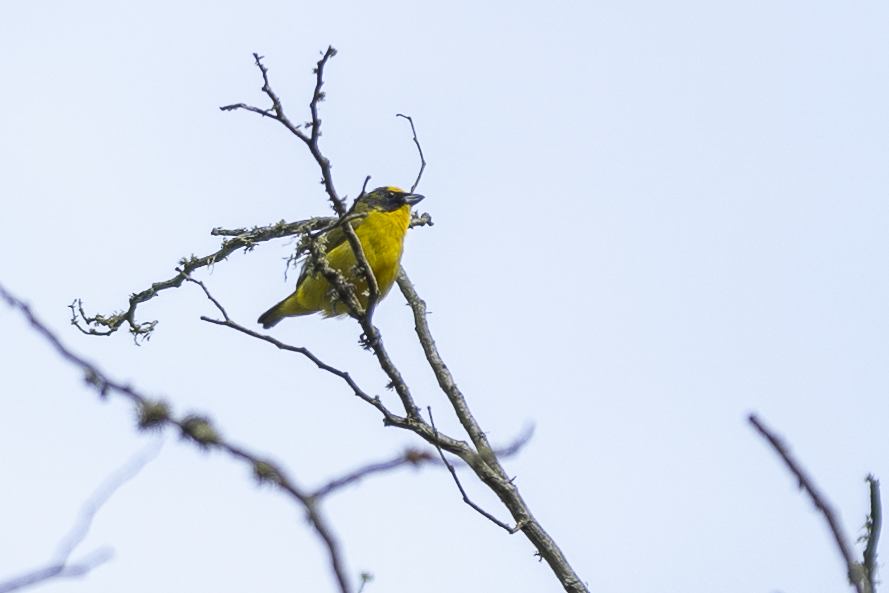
[304,204,412,316]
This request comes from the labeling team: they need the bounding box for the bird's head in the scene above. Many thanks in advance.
[352,186,425,214]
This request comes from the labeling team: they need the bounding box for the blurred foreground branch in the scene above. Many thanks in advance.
[3,282,353,593]
[749,414,881,593]
[0,439,162,593]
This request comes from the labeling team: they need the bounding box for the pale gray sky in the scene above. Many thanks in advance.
[1,2,888,592]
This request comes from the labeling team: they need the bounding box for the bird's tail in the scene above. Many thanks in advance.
[256,305,283,329]
[257,304,284,329]
[257,293,314,328]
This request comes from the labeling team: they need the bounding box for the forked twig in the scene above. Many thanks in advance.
[221,49,344,216]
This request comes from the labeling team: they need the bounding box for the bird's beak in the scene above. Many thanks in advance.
[401,192,425,206]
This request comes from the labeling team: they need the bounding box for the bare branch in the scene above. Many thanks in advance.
[396,114,426,193]
[194,280,537,479]
[71,217,332,340]
[748,414,865,593]
[196,315,390,415]
[182,273,230,320]
[394,114,433,229]
[221,49,345,216]
[195,276,536,474]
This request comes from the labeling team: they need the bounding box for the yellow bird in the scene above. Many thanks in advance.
[258,186,425,328]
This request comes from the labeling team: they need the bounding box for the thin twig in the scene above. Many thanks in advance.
[200,316,394,414]
[396,114,426,193]
[748,414,865,593]
[428,407,521,533]
[308,48,342,214]
[182,273,229,319]
[221,49,344,216]
[395,114,433,228]
[197,317,466,457]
